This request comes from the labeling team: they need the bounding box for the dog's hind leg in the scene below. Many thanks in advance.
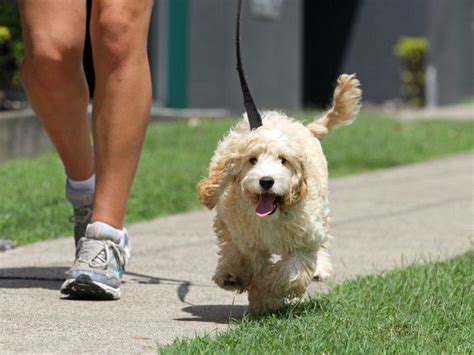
[247,253,282,314]
[248,281,285,314]
[272,251,316,297]
[249,250,316,314]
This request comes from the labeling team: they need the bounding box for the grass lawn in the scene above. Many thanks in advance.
[0,112,473,244]
[162,252,473,354]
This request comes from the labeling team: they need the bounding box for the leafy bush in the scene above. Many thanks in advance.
[395,37,428,108]
[0,2,23,90]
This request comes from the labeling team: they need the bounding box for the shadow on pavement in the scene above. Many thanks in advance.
[125,270,218,303]
[0,267,67,290]
[0,268,218,308]
[176,304,247,324]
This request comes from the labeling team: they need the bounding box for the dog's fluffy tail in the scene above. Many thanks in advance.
[307,74,362,140]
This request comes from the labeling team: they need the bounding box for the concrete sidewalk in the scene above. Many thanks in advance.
[1,153,473,353]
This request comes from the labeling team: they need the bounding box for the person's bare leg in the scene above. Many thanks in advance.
[19,0,93,180]
[89,0,153,229]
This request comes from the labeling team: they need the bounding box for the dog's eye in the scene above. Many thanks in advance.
[249,157,258,165]
[279,157,287,164]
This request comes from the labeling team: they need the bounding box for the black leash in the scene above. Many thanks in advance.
[236,0,263,130]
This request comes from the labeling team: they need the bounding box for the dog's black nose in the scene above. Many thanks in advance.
[259,176,274,191]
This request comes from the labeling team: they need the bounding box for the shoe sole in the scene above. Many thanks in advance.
[60,274,121,300]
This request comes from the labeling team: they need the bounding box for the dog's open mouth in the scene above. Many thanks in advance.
[256,193,278,217]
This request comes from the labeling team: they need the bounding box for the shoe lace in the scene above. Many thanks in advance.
[69,205,93,224]
[77,238,125,269]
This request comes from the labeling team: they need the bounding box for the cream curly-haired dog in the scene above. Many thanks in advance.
[197,0,361,314]
[197,73,361,314]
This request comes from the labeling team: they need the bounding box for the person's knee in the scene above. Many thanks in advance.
[93,7,147,72]
[21,36,83,92]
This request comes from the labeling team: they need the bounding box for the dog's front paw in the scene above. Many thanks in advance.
[314,249,333,281]
[313,267,333,281]
[213,272,245,292]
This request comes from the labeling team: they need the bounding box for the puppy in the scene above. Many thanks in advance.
[197,74,362,313]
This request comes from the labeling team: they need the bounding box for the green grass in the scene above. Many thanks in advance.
[0,112,473,244]
[162,252,473,354]
[462,96,474,106]
[317,112,474,176]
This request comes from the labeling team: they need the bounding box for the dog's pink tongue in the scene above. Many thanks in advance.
[256,194,276,217]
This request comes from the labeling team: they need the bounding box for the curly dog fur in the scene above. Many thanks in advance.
[198,74,362,314]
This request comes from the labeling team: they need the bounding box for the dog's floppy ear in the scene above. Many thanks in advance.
[285,176,308,207]
[283,157,308,208]
[307,74,362,140]
[197,156,235,210]
[297,175,308,201]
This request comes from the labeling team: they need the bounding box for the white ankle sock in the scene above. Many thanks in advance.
[87,221,127,245]
[68,174,96,192]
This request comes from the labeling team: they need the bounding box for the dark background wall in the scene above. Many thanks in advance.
[146,0,472,111]
[340,0,427,104]
[427,0,474,105]
[187,0,302,113]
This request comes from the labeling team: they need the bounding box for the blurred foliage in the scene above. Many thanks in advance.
[394,37,428,58]
[0,1,23,89]
[395,37,428,108]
